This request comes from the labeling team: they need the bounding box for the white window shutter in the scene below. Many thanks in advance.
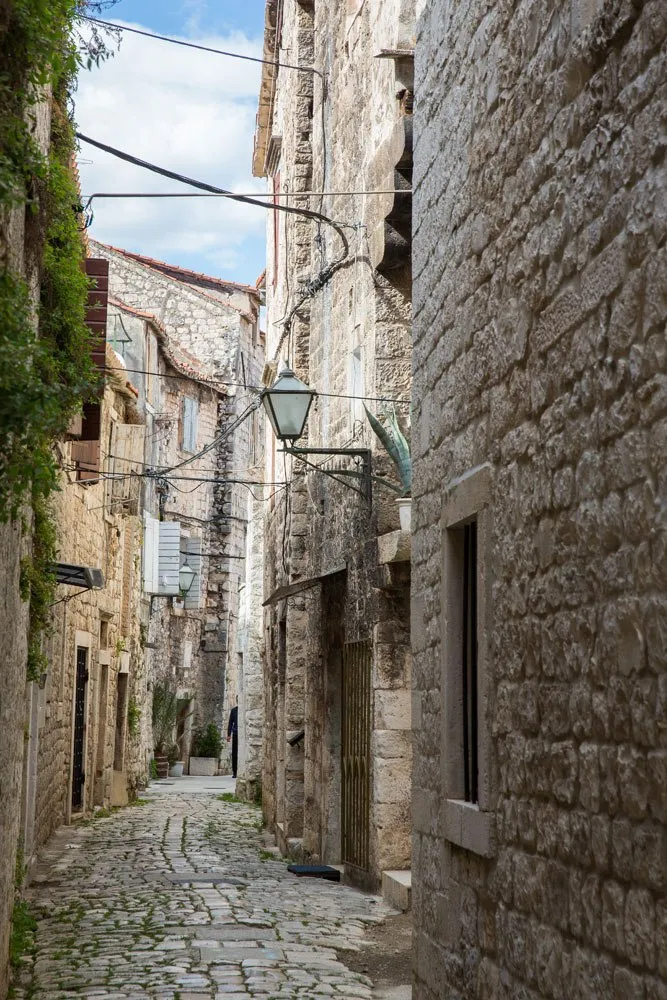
[142,512,160,593]
[184,535,201,609]
[158,521,181,595]
[182,397,198,453]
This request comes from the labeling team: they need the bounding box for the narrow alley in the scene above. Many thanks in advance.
[12,780,410,1000]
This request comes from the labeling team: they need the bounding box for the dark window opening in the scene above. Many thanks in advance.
[462,520,478,804]
[114,673,128,772]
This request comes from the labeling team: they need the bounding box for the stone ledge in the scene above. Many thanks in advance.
[377,530,411,564]
[382,869,412,911]
[442,799,496,858]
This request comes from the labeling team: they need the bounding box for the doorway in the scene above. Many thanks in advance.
[71,646,89,811]
[341,639,372,871]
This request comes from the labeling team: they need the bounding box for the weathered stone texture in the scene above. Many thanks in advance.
[412,0,667,997]
[99,245,264,783]
[258,0,415,886]
[0,95,50,999]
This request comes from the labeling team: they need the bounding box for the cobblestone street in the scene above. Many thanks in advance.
[14,780,405,1000]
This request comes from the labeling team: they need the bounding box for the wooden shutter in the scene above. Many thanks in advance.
[183,535,201,610]
[142,512,159,593]
[120,521,135,636]
[158,521,181,595]
[71,259,109,481]
[110,423,144,512]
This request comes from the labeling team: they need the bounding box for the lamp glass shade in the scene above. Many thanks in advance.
[179,561,196,594]
[262,367,316,442]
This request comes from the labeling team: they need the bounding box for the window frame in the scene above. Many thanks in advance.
[181,395,199,454]
[441,463,496,857]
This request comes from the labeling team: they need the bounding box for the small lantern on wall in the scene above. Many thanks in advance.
[261,366,316,444]
[178,558,196,597]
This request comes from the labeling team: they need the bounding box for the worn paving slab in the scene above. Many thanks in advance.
[14,781,401,999]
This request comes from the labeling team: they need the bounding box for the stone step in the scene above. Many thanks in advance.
[381,870,411,912]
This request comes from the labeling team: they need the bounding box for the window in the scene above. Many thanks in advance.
[441,464,495,857]
[461,520,478,804]
[99,619,110,650]
[349,344,364,430]
[145,328,159,409]
[181,397,198,453]
[272,170,281,287]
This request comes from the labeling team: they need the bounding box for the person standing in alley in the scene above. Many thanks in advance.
[227,698,238,779]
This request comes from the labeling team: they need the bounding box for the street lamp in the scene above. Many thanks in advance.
[261,366,316,444]
[179,558,196,597]
[261,368,371,502]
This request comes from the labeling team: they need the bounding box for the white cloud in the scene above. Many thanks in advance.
[74,20,267,279]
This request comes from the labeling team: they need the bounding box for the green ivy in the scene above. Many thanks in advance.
[127,697,141,738]
[0,1,112,679]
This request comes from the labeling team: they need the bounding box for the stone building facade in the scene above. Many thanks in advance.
[21,334,148,859]
[0,92,51,996]
[411,1,667,998]
[254,0,417,888]
[94,243,265,788]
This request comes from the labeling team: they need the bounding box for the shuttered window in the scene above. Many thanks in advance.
[142,512,160,593]
[181,397,198,453]
[158,521,181,595]
[109,423,145,514]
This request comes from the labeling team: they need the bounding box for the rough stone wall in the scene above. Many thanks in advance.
[0,520,29,996]
[412,0,667,997]
[102,251,264,769]
[0,93,51,997]
[29,379,146,854]
[258,0,415,886]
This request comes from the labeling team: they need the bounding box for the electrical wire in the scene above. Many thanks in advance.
[75,133,349,259]
[78,14,323,78]
[104,364,410,404]
[83,190,410,200]
[74,135,354,361]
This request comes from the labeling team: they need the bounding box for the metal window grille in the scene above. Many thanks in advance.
[462,521,478,804]
[72,647,89,810]
[341,639,372,870]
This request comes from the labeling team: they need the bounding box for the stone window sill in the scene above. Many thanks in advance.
[443,798,496,858]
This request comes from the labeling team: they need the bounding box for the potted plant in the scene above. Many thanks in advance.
[189,722,223,777]
[152,684,178,780]
[167,742,184,778]
[364,405,412,530]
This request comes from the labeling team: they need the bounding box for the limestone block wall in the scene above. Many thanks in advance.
[90,241,246,377]
[0,91,52,996]
[258,0,415,888]
[412,0,667,997]
[0,521,29,996]
[103,251,264,766]
[27,380,146,853]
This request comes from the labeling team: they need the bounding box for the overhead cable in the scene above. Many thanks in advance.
[104,364,410,404]
[78,15,323,78]
[75,132,350,261]
[83,190,410,200]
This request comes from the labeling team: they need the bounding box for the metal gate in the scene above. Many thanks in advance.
[341,640,372,870]
[71,646,88,810]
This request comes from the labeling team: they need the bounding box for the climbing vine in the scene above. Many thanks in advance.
[1,1,118,677]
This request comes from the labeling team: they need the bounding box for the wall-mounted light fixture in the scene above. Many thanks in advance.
[178,558,196,597]
[261,367,371,501]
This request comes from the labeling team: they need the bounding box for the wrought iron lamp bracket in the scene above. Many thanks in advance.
[285,446,372,503]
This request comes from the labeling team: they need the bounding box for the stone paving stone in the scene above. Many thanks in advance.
[19,787,397,1000]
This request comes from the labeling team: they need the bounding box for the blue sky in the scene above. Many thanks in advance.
[75,0,267,284]
[114,0,265,39]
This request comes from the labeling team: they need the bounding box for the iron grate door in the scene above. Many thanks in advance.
[72,646,89,810]
[341,639,372,871]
